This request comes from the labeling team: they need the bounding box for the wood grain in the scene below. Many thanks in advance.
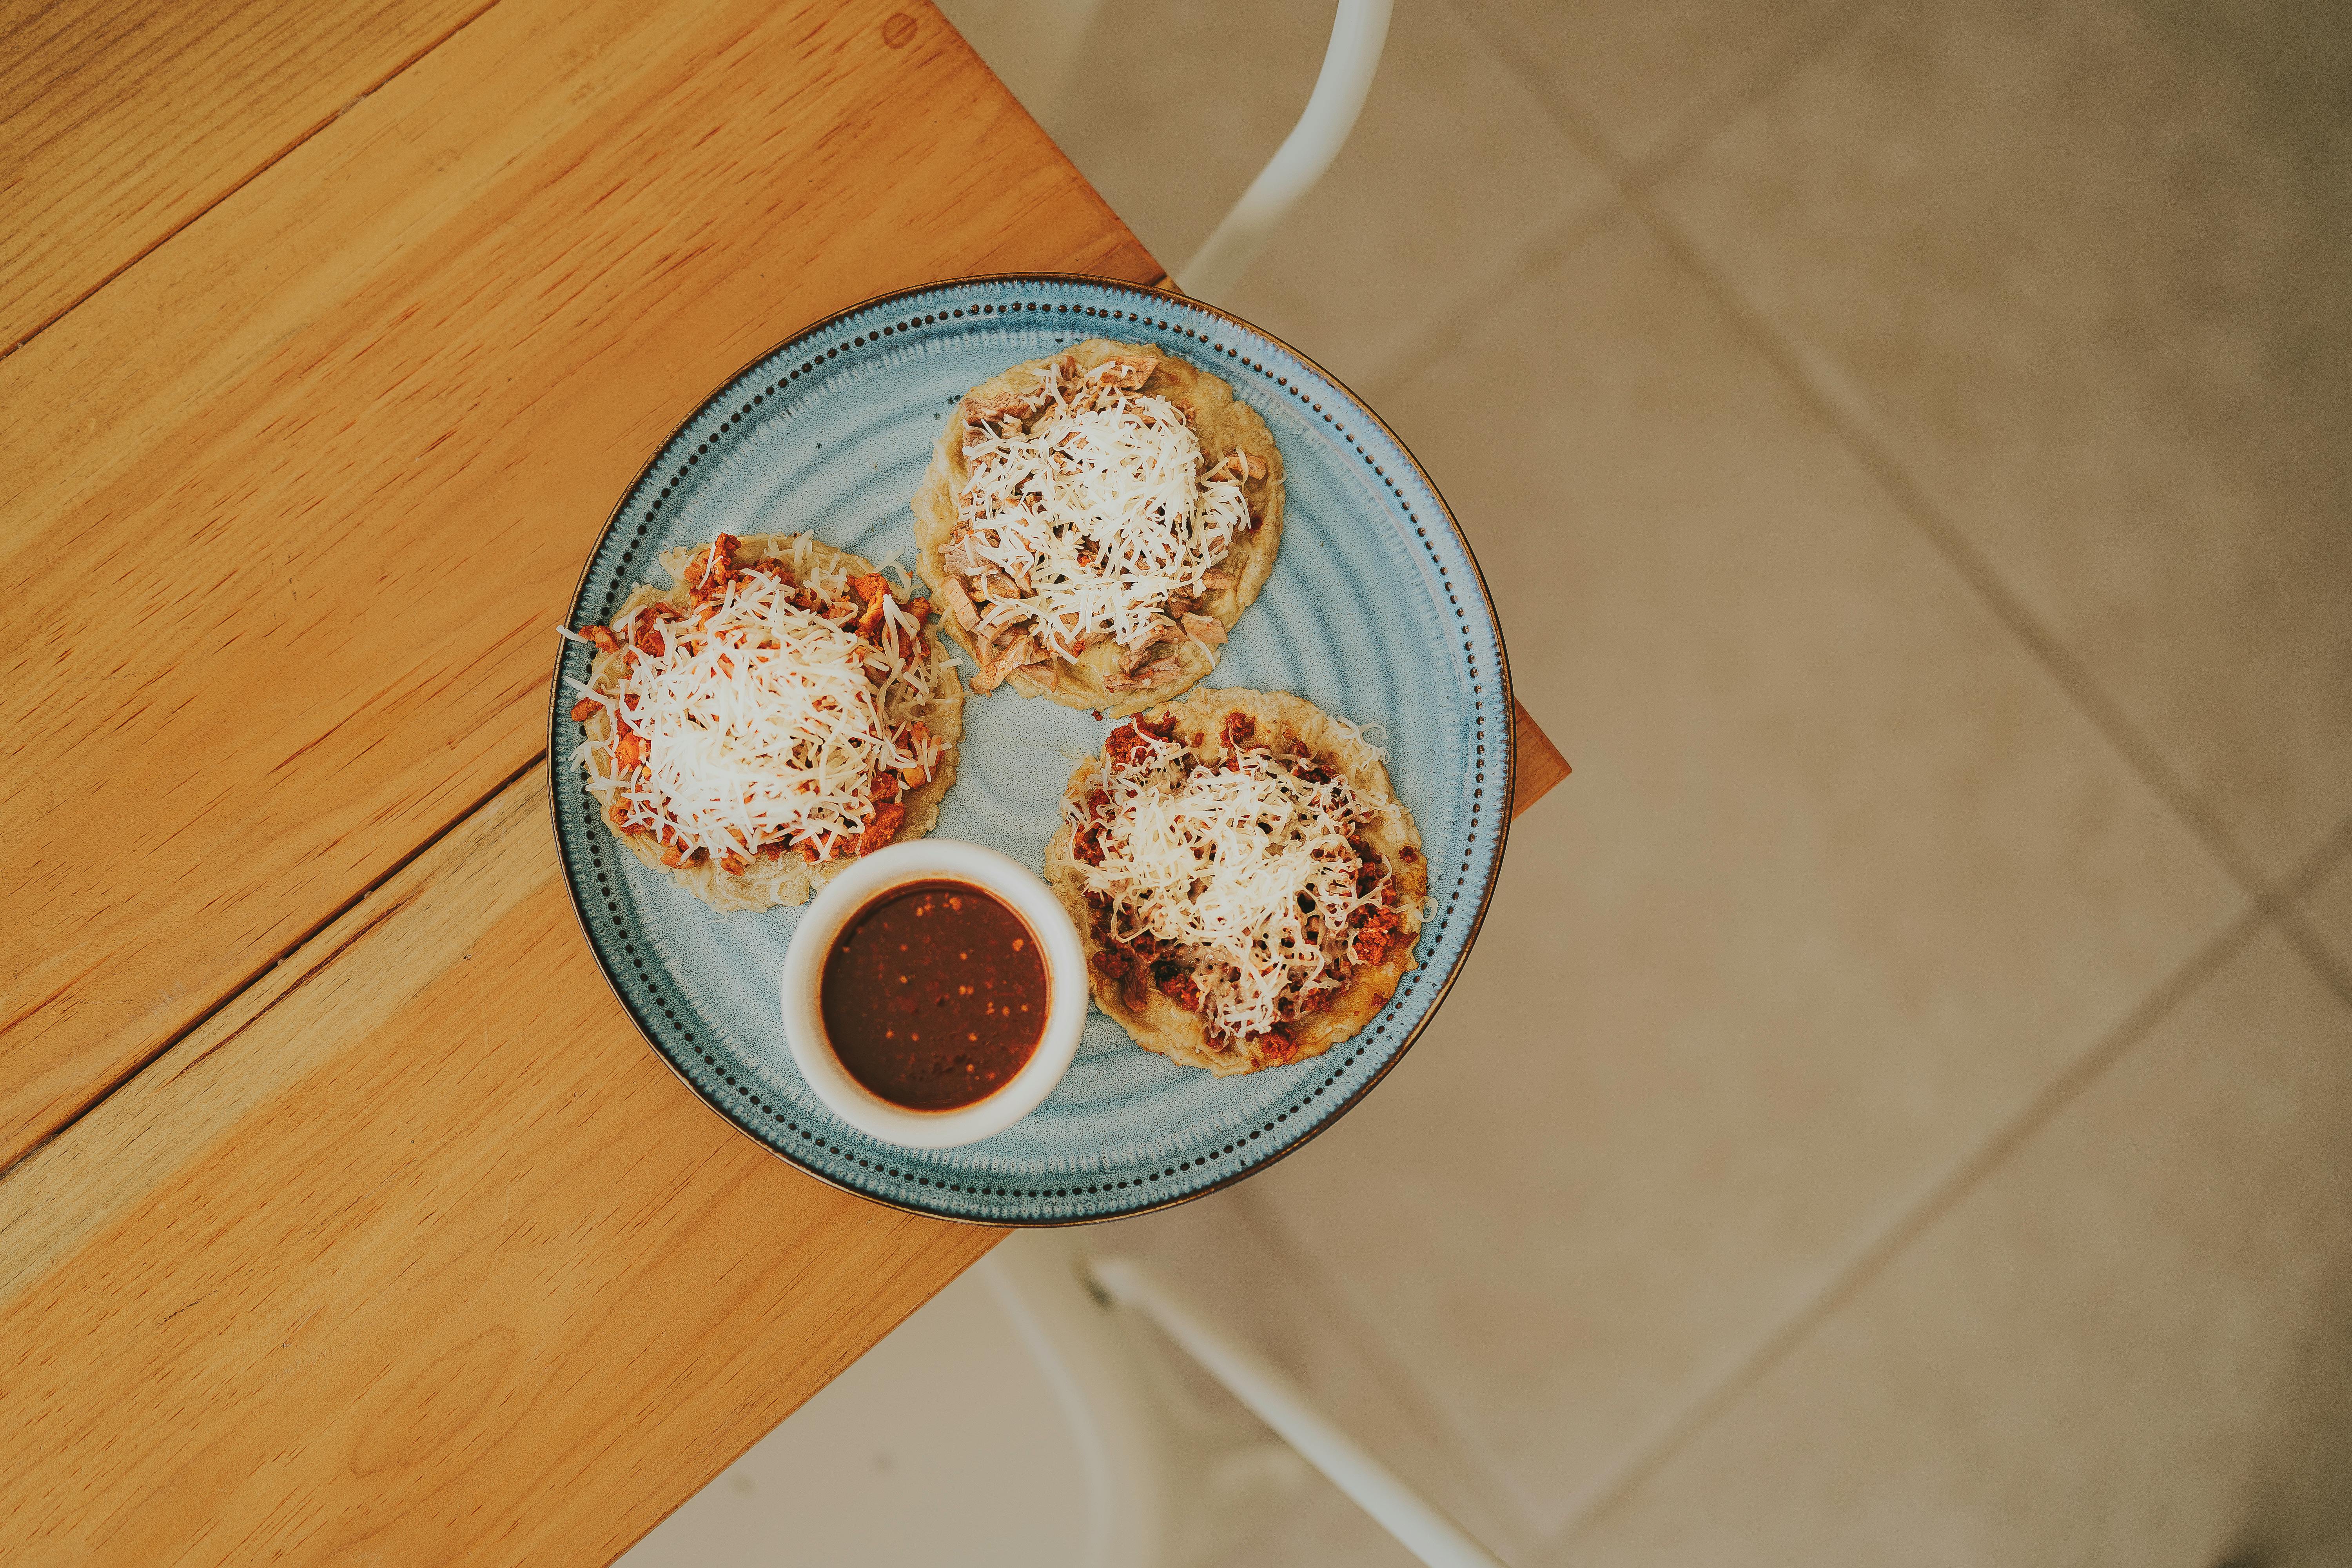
[0,765,1003,1565]
[1514,697,1572,815]
[0,0,1157,1169]
[0,0,500,355]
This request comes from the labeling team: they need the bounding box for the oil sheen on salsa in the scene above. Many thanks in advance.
[820,879,1047,1111]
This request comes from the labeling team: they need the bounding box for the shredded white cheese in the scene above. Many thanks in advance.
[1070,725,1392,1044]
[570,541,941,864]
[957,360,1251,662]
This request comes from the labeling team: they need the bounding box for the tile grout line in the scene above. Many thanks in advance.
[2273,903,2352,1013]
[1361,197,1628,405]
[2266,812,2352,1010]
[1439,0,1889,200]
[1620,0,1895,190]
[2276,808,2352,905]
[1551,904,2269,1544]
[2,0,514,365]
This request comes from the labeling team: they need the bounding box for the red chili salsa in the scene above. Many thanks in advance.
[820,879,1047,1111]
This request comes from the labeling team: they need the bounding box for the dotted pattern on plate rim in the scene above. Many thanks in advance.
[556,280,1505,1222]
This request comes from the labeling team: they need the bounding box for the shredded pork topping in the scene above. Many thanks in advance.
[951,356,1257,682]
[566,534,944,869]
[1068,715,1400,1051]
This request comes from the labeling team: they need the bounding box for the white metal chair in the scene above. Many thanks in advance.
[940,0,1393,302]
[1077,1239,1502,1567]
[1174,0,1392,300]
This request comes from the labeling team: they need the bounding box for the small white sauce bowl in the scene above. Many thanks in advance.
[781,839,1088,1149]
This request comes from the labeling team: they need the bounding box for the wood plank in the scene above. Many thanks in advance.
[0,0,1158,1169]
[0,764,1003,1565]
[1513,697,1572,816]
[0,0,496,355]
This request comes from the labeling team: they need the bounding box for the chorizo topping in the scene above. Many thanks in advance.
[1067,713,1401,1053]
[566,535,945,866]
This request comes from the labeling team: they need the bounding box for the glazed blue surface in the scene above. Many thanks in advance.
[550,276,1513,1224]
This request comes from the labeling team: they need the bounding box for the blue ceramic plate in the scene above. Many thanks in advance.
[550,276,1514,1224]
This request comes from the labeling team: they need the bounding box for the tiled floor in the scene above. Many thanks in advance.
[900,2,2352,1562]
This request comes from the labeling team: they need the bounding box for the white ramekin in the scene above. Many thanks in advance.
[780,839,1088,1149]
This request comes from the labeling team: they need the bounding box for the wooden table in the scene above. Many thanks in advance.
[0,2,1570,1560]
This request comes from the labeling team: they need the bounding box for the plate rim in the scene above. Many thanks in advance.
[545,272,1518,1225]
